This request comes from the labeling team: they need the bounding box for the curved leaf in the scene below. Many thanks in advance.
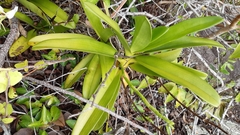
[151,26,168,42]
[18,0,50,24]
[99,55,115,80]
[64,54,94,88]
[144,16,223,51]
[83,2,131,56]
[29,33,93,45]
[229,43,240,59]
[82,55,101,99]
[152,48,182,62]
[83,3,113,42]
[135,55,220,107]
[72,68,121,135]
[9,29,36,57]
[31,38,117,57]
[147,36,223,52]
[29,0,76,28]
[130,63,159,77]
[131,16,152,53]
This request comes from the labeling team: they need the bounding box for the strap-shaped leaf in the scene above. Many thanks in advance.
[29,0,76,28]
[144,16,223,51]
[31,38,117,57]
[135,55,220,107]
[99,55,115,80]
[152,48,182,62]
[72,68,121,135]
[151,26,168,42]
[146,36,224,52]
[18,0,50,24]
[131,16,152,53]
[84,2,131,56]
[82,54,102,99]
[64,54,94,88]
[84,6,113,42]
[229,43,240,59]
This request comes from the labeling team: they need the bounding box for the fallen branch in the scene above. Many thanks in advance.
[0,2,19,67]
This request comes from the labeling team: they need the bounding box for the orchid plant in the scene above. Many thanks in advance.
[0,6,18,31]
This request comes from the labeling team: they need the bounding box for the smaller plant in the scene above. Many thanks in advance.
[220,60,235,75]
[0,102,14,124]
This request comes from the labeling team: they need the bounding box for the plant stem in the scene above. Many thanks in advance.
[122,73,174,129]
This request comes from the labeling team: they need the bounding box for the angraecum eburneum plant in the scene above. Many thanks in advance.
[21,1,225,134]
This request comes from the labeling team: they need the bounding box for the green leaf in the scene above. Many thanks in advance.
[152,48,182,62]
[19,115,32,128]
[158,82,177,93]
[82,55,102,99]
[229,43,240,59]
[64,54,94,88]
[131,79,140,87]
[165,86,178,104]
[135,55,220,107]
[50,106,61,121]
[130,16,152,53]
[72,68,121,135]
[172,63,208,80]
[145,16,223,51]
[130,63,159,77]
[40,106,48,124]
[146,36,224,52]
[31,38,117,57]
[39,130,48,135]
[28,121,45,128]
[99,55,115,80]
[66,119,76,129]
[175,88,187,107]
[83,2,131,56]
[137,76,156,90]
[18,0,50,25]
[16,87,28,95]
[29,33,93,45]
[235,93,240,103]
[83,5,113,42]
[151,26,168,42]
[29,0,76,29]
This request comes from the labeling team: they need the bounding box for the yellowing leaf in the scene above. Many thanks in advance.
[15,59,28,72]
[34,60,47,69]
[0,69,22,93]
[6,103,13,116]
[0,71,8,93]
[8,71,23,86]
[9,29,36,57]
[8,87,18,99]
[2,117,14,124]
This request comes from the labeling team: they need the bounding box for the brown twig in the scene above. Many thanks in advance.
[110,0,127,18]
[207,15,240,39]
[157,79,229,135]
